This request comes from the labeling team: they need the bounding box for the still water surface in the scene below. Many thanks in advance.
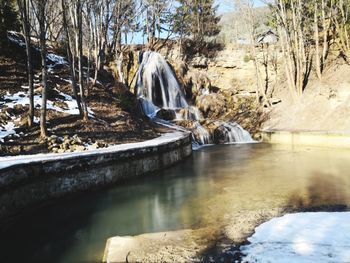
[1,143,350,262]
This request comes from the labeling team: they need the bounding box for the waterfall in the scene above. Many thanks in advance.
[136,52,188,118]
[220,122,253,143]
[135,51,254,145]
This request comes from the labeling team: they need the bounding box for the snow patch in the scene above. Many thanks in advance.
[21,84,41,89]
[47,53,67,65]
[0,91,94,141]
[0,122,16,142]
[241,212,350,263]
[7,31,25,47]
[7,31,67,67]
[2,91,93,116]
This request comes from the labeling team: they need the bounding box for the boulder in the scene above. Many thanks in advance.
[13,104,27,115]
[176,107,203,121]
[0,112,10,125]
[213,125,229,144]
[90,142,99,150]
[185,70,211,98]
[196,94,227,118]
[191,56,209,68]
[156,109,176,121]
[13,117,28,127]
[74,145,86,152]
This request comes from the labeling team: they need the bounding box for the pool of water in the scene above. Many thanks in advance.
[1,143,350,262]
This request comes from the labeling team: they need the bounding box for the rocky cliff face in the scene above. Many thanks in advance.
[166,44,270,138]
[114,39,350,134]
[113,43,274,139]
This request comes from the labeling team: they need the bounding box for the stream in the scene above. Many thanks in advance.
[1,143,350,262]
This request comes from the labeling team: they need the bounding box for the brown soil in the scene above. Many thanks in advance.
[0,40,167,156]
[264,59,350,131]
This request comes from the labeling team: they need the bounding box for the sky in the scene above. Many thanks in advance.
[216,0,266,14]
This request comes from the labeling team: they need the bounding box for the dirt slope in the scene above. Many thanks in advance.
[264,60,350,131]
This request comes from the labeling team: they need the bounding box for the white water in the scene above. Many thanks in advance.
[221,122,253,143]
[136,52,188,117]
[135,51,253,145]
[194,122,211,145]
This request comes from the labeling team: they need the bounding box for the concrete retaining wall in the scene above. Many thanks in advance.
[0,132,192,222]
[261,130,350,148]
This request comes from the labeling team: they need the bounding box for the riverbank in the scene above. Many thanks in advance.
[102,142,350,263]
[0,131,192,222]
[103,208,282,263]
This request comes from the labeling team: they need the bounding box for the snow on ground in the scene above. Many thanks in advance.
[0,122,16,142]
[47,53,67,65]
[7,31,26,47]
[2,91,89,115]
[7,31,67,66]
[0,131,188,169]
[241,212,350,263]
[1,31,94,141]
[0,90,94,141]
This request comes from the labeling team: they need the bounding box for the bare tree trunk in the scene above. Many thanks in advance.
[61,0,82,115]
[238,0,269,105]
[196,0,200,40]
[146,7,152,49]
[321,0,329,71]
[263,43,270,96]
[87,4,93,89]
[38,0,48,138]
[290,0,301,95]
[314,0,322,80]
[77,0,89,121]
[17,0,34,127]
[276,0,312,97]
[277,0,298,100]
[92,6,102,85]
[116,51,126,84]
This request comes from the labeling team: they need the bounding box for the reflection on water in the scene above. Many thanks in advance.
[287,173,350,210]
[1,143,350,262]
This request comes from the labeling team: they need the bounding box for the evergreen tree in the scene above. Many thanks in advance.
[174,0,220,42]
[0,0,20,45]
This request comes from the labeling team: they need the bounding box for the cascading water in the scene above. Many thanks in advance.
[220,122,253,143]
[136,52,188,117]
[135,51,254,145]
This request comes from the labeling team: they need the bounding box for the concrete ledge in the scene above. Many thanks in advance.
[103,228,219,263]
[261,130,350,148]
[0,132,192,221]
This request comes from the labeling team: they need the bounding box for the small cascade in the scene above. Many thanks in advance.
[135,51,253,146]
[194,122,211,145]
[220,122,254,143]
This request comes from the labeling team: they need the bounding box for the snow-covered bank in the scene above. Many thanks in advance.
[241,212,350,263]
[0,131,189,170]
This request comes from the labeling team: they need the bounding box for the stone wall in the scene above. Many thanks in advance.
[261,130,350,148]
[0,132,192,222]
